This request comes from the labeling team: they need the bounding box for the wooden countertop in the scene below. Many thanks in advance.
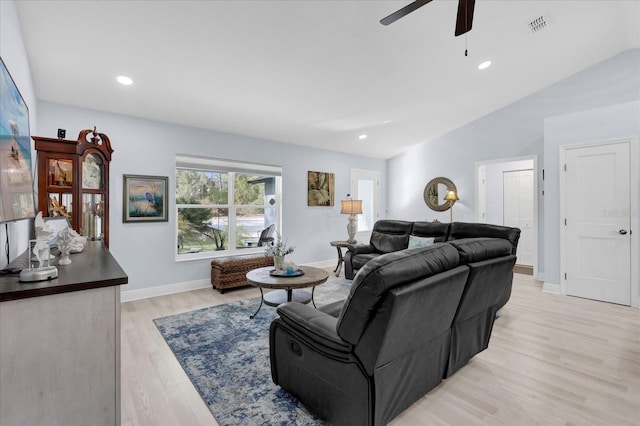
[0,241,128,302]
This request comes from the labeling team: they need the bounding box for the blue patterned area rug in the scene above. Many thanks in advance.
[154,279,352,426]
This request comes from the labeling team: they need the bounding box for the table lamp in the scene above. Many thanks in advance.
[340,197,363,243]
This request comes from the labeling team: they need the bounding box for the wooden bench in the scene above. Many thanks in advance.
[210,253,273,293]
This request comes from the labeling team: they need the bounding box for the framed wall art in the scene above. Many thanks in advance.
[0,57,36,224]
[123,174,168,222]
[307,170,335,206]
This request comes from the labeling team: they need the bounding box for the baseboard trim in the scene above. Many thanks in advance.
[542,281,561,294]
[513,264,533,275]
[120,259,338,303]
[305,259,335,269]
[121,279,211,303]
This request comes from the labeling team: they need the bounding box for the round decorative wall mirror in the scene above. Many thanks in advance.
[423,177,457,212]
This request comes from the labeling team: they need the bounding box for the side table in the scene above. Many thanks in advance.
[330,240,351,277]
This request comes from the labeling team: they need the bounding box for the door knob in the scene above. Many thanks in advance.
[619,229,628,235]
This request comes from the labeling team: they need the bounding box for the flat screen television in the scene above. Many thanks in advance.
[0,56,36,224]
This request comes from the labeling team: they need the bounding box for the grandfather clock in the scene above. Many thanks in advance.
[34,127,113,247]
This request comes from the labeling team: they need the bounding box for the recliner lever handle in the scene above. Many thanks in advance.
[289,340,303,356]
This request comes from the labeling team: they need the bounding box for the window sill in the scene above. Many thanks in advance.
[175,247,266,262]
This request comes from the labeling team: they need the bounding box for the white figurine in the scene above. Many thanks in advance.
[65,227,88,253]
[33,212,53,268]
[57,229,73,265]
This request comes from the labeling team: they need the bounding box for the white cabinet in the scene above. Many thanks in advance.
[0,243,126,425]
[0,286,121,425]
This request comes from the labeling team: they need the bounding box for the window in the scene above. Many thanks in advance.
[176,155,281,260]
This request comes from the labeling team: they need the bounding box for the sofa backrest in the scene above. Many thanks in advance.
[447,239,515,310]
[447,222,521,255]
[369,220,413,253]
[411,221,450,242]
[337,244,461,346]
[447,237,513,264]
[353,264,469,375]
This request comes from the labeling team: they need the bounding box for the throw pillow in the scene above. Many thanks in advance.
[408,235,435,249]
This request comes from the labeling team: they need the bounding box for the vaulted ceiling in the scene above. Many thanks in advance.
[16,1,639,159]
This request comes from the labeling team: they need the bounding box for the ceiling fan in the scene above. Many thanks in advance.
[380,0,476,37]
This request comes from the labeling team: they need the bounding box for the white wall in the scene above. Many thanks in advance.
[0,0,37,269]
[543,101,639,300]
[388,48,640,276]
[36,102,386,295]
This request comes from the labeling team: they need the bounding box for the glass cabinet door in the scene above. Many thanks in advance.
[82,193,104,241]
[48,159,73,187]
[47,192,73,219]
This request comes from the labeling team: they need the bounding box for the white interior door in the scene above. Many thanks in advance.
[565,142,631,305]
[351,169,379,243]
[503,169,535,266]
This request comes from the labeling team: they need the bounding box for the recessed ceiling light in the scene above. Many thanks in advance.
[117,75,133,85]
[358,134,368,140]
[478,61,491,70]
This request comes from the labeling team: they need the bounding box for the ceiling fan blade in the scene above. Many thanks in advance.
[380,0,434,26]
[454,0,475,36]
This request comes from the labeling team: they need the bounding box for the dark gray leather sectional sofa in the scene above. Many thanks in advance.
[345,220,520,282]
[269,221,520,425]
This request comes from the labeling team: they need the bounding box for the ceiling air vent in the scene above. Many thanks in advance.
[528,13,552,34]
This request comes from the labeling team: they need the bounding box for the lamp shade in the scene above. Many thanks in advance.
[340,199,363,215]
[444,190,459,202]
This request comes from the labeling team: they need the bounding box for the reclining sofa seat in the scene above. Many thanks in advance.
[270,244,469,426]
[445,238,516,376]
[344,220,414,277]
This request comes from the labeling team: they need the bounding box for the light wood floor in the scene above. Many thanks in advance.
[121,270,640,426]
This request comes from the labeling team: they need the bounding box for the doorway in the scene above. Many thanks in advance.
[476,156,538,277]
[504,169,535,268]
[561,140,632,305]
[350,169,380,243]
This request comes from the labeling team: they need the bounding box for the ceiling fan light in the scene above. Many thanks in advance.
[478,60,492,70]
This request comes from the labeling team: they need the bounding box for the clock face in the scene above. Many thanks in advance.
[82,156,102,189]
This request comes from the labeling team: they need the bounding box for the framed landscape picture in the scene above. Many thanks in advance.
[123,174,168,222]
[0,57,36,224]
[307,171,334,206]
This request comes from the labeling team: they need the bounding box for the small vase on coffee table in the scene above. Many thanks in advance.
[273,255,285,271]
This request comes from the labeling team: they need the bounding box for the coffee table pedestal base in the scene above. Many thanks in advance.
[250,287,319,319]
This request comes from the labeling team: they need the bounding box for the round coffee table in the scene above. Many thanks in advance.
[245,266,329,319]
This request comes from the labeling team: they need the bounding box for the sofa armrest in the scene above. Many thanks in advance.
[347,244,376,255]
[276,302,352,353]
